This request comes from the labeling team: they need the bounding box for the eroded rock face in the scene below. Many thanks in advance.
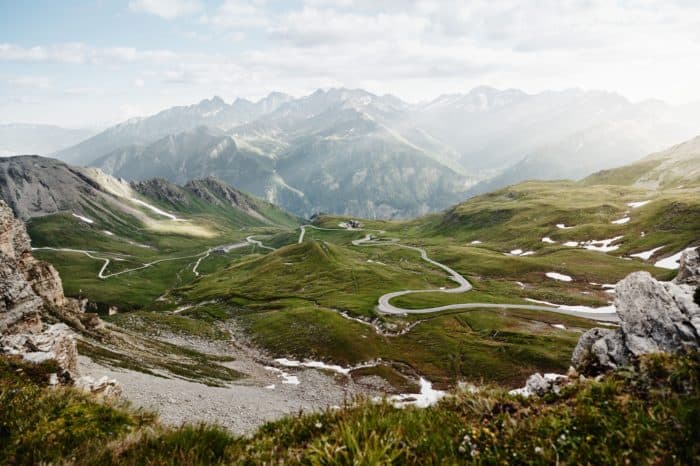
[0,200,80,379]
[573,248,700,375]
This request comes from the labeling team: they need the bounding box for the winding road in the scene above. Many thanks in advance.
[37,224,618,322]
[33,234,276,280]
[298,226,619,322]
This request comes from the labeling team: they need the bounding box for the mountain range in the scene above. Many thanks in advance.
[0,123,96,157]
[6,86,699,219]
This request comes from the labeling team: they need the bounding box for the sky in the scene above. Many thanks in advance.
[2,0,700,127]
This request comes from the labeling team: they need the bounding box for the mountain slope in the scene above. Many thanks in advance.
[55,86,700,218]
[54,93,292,165]
[0,123,95,157]
[0,155,295,227]
[583,135,700,188]
[91,93,469,219]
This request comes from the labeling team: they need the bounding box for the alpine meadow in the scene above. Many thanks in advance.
[1,1,700,464]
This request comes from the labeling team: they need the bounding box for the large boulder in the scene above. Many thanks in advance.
[573,247,700,374]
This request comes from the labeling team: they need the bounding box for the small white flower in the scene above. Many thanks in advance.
[314,422,322,429]
[535,446,543,454]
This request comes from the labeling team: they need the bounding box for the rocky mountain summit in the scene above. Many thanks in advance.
[0,200,119,394]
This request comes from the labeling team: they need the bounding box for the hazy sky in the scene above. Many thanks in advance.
[2,0,700,127]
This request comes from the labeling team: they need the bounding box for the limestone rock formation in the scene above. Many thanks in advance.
[0,200,89,381]
[572,247,700,374]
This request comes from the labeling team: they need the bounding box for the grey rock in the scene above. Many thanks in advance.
[572,250,700,374]
[0,200,88,380]
[675,247,700,286]
[75,375,123,399]
[509,372,569,398]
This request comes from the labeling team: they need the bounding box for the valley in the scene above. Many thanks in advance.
[2,142,697,435]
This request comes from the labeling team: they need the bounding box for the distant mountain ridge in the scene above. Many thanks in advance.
[583,134,700,188]
[0,155,296,228]
[0,123,96,157]
[51,86,700,219]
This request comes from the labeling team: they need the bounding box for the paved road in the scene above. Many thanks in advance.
[34,234,276,280]
[319,228,619,322]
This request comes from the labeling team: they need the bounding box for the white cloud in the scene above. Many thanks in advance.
[269,8,428,46]
[5,0,700,126]
[0,43,179,65]
[128,0,202,20]
[201,0,269,28]
[133,78,146,88]
[7,76,51,89]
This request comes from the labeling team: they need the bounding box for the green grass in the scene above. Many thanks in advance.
[235,302,590,387]
[175,240,452,319]
[3,352,698,465]
[27,209,290,310]
[25,175,700,391]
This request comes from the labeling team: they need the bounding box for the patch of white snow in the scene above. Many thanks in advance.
[546,272,573,282]
[72,213,94,224]
[654,247,698,270]
[630,246,666,260]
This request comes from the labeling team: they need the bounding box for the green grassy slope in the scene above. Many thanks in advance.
[26,177,299,310]
[2,352,697,465]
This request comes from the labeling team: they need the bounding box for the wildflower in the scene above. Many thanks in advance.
[535,446,543,454]
[314,422,323,429]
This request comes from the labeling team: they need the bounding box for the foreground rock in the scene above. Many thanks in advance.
[572,247,700,374]
[0,200,119,394]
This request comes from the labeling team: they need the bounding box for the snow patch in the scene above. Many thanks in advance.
[509,249,535,256]
[563,241,579,247]
[546,272,573,282]
[552,324,567,330]
[265,366,300,385]
[103,230,114,236]
[627,200,650,209]
[556,223,573,229]
[130,198,180,221]
[541,237,556,244]
[72,213,94,224]
[389,378,446,408]
[611,216,630,224]
[470,240,482,245]
[526,298,616,314]
[655,247,698,270]
[630,246,666,260]
[582,236,624,252]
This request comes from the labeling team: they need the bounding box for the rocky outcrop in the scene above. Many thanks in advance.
[76,375,123,399]
[676,247,700,286]
[0,200,88,381]
[509,372,571,398]
[132,178,189,207]
[572,247,700,374]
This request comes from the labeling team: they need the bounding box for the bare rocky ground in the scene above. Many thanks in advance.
[78,332,389,435]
